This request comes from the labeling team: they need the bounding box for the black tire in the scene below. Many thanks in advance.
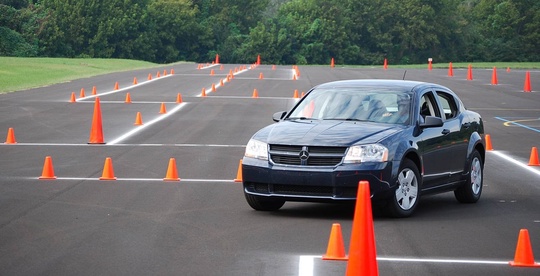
[244,192,285,211]
[386,159,421,218]
[454,150,483,203]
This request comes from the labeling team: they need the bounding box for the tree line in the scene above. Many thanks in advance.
[1,0,539,65]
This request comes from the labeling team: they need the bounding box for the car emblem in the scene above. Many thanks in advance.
[299,150,310,160]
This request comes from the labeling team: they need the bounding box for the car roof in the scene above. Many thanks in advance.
[314,79,443,91]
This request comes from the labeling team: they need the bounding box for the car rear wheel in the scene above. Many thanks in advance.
[386,159,420,218]
[244,192,285,211]
[454,150,483,203]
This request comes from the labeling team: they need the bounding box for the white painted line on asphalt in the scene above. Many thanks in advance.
[76,74,174,101]
[298,255,509,276]
[489,150,540,177]
[30,177,235,182]
[107,103,187,145]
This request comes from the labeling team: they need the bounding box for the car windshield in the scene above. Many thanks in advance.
[287,87,412,125]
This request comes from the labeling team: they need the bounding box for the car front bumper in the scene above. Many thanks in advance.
[242,157,395,202]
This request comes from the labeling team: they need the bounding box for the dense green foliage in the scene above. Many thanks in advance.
[1,0,539,64]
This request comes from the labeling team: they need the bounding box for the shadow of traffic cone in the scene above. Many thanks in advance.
[99,157,116,180]
[114,82,119,90]
[163,158,180,181]
[159,103,167,114]
[322,223,348,261]
[125,92,132,103]
[528,147,539,166]
[70,92,76,103]
[467,64,473,80]
[485,134,493,151]
[176,93,183,104]
[80,88,86,98]
[134,112,143,125]
[345,181,378,276]
[133,77,138,85]
[448,62,454,77]
[252,89,259,98]
[509,229,540,267]
[491,67,498,85]
[524,71,532,92]
[39,156,57,180]
[5,128,16,144]
[234,159,243,182]
[92,86,97,95]
[88,97,105,144]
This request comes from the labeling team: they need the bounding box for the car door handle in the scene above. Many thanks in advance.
[441,129,450,135]
[462,122,471,129]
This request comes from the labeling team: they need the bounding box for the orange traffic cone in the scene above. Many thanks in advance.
[383,58,388,70]
[80,88,86,98]
[259,72,264,80]
[528,147,539,166]
[234,159,243,182]
[125,92,132,103]
[211,83,216,92]
[5,128,16,144]
[506,67,511,72]
[70,92,76,103]
[292,74,297,81]
[345,181,378,276]
[215,54,220,64]
[159,102,167,114]
[114,82,119,90]
[148,73,152,80]
[39,156,57,180]
[210,69,215,76]
[220,79,224,86]
[322,223,348,260]
[201,88,207,97]
[156,71,161,78]
[163,158,180,181]
[134,112,143,125]
[99,157,117,180]
[293,89,299,99]
[176,93,183,104]
[491,67,498,85]
[485,134,493,151]
[133,77,138,85]
[163,69,167,76]
[272,65,276,70]
[252,89,259,98]
[524,71,532,92]
[448,62,454,77]
[88,97,105,144]
[509,229,540,267]
[331,58,335,68]
[467,64,473,80]
[170,69,174,75]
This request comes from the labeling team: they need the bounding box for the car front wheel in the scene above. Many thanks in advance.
[386,159,421,218]
[454,150,483,203]
[244,192,285,211]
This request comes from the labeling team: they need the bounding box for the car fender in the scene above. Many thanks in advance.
[463,131,485,175]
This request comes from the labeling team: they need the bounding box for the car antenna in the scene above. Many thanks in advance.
[402,70,407,80]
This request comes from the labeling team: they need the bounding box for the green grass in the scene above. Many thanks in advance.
[0,57,164,93]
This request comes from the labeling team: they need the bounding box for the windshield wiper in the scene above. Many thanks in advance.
[323,118,369,122]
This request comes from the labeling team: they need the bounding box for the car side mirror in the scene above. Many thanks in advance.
[273,111,287,122]
[420,116,443,128]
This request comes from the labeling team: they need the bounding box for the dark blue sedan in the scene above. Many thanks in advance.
[241,80,485,217]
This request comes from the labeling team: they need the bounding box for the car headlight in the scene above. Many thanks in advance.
[244,139,268,160]
[343,144,388,163]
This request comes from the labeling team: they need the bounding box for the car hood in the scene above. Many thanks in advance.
[253,120,402,146]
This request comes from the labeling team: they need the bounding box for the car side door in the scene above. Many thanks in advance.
[416,90,455,190]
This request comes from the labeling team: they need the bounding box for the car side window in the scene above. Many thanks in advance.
[436,91,459,120]
[419,93,440,121]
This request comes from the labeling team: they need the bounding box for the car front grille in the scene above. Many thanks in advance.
[269,145,347,166]
[245,182,358,199]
